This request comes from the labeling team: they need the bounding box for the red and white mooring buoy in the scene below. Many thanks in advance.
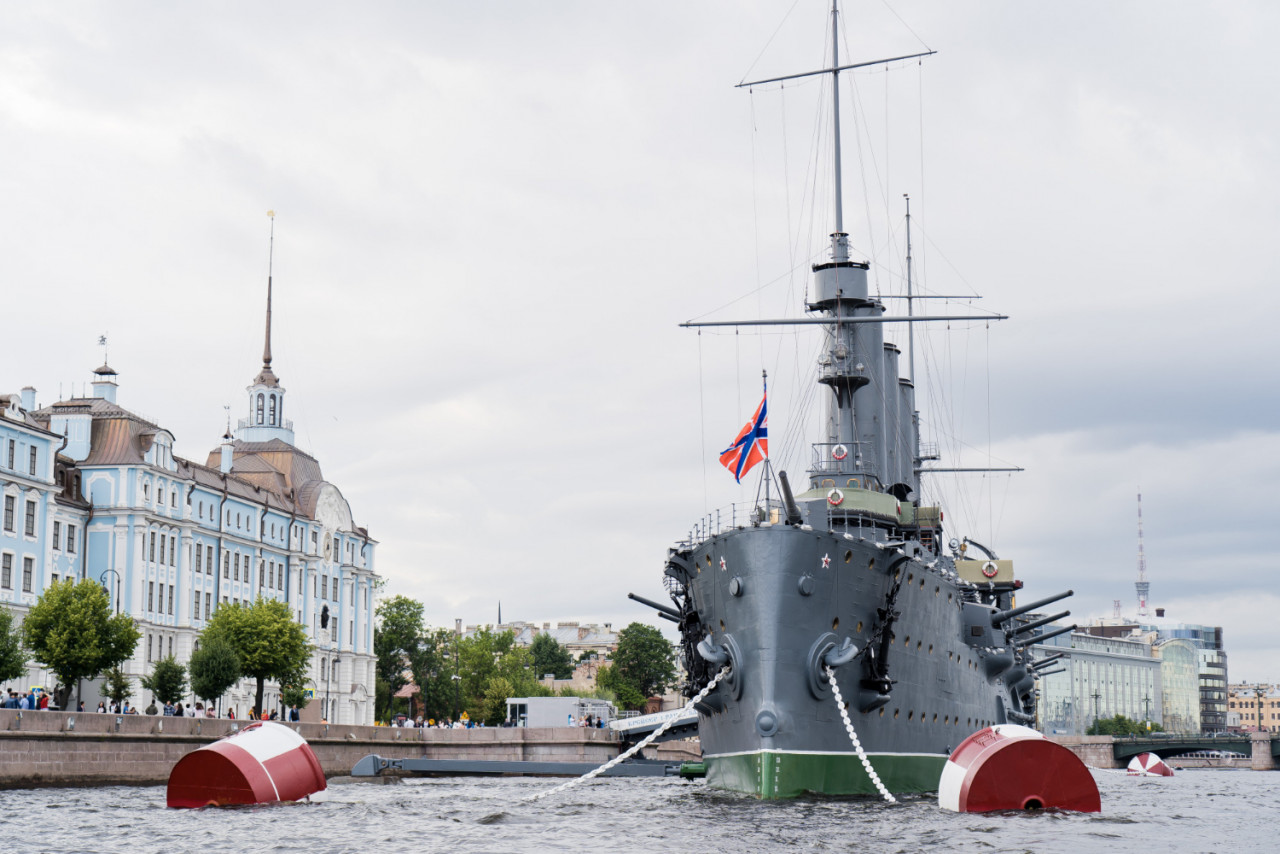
[1126,752,1175,777]
[938,724,1101,813]
[167,721,326,808]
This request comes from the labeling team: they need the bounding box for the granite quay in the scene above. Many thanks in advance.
[0,709,626,789]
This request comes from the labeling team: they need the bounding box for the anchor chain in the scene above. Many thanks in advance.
[523,666,730,803]
[825,665,897,804]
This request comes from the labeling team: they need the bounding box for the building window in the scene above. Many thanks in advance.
[331,577,338,600]
[23,500,35,537]
[207,549,213,575]
[143,482,150,502]
[259,563,265,588]
[321,575,328,600]
[205,592,211,620]
[168,636,173,657]
[234,554,240,581]
[67,524,76,553]
[28,447,36,476]
[159,535,166,566]
[6,439,13,468]
[168,585,174,615]
[223,554,230,578]
[148,581,155,611]
[2,496,11,532]
[53,521,61,550]
[169,535,176,566]
[196,543,203,569]
[256,393,265,424]
[171,492,177,508]
[147,635,153,662]
[22,557,33,592]
[269,395,277,426]
[1,554,11,589]
[150,532,156,562]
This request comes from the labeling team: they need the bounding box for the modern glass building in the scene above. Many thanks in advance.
[1033,629,1162,736]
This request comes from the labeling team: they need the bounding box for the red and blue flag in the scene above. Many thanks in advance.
[719,391,768,483]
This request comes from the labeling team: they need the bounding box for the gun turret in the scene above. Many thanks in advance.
[778,470,803,525]
[628,592,681,622]
[1012,610,1072,636]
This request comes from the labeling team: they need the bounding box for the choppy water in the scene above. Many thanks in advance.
[2,768,1275,853]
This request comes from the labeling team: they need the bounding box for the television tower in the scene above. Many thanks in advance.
[1135,491,1150,619]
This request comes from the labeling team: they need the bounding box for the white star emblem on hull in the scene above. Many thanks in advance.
[821,553,831,569]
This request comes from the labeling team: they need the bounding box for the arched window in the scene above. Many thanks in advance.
[256,393,265,424]
[269,395,277,426]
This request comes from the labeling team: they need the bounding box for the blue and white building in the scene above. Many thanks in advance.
[1,284,379,724]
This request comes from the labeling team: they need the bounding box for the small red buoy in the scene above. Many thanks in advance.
[938,724,1100,813]
[1127,752,1175,777]
[167,721,326,808]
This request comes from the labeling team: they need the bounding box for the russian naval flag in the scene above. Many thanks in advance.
[719,390,768,483]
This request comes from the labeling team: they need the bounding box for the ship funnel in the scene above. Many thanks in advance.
[990,590,1074,627]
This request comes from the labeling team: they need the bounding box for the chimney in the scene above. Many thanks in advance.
[20,387,35,411]
[1155,608,1165,618]
[543,622,550,631]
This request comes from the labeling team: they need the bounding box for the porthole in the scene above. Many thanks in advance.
[904,635,910,647]
[907,710,914,721]
[916,641,922,651]
[944,716,950,725]
[706,555,712,566]
[867,559,875,572]
[856,621,863,633]
[920,578,925,589]
[894,709,899,719]
[832,618,840,631]
[879,707,885,717]
[719,620,725,632]
[928,644,934,654]
[948,593,953,602]
[933,713,938,723]
[935,586,940,597]
[844,550,853,564]
[907,573,914,584]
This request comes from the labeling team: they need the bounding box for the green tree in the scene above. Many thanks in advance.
[20,579,140,710]
[201,598,310,717]
[281,682,312,712]
[0,607,27,684]
[409,627,462,723]
[100,665,133,708]
[1086,714,1165,736]
[612,622,676,699]
[530,633,574,680]
[596,664,646,711]
[189,634,241,712]
[455,628,548,722]
[140,655,187,707]
[374,595,424,719]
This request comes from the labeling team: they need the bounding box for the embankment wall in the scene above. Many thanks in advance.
[0,709,619,789]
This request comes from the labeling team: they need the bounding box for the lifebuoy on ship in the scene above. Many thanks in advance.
[832,444,848,461]
[827,488,844,506]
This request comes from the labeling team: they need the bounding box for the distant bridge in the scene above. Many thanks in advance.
[1112,733,1279,762]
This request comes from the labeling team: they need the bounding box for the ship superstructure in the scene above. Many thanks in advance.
[634,1,1074,798]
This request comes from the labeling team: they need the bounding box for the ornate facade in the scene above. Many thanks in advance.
[0,282,378,724]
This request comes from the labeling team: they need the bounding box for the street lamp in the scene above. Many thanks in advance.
[99,569,120,614]
[451,674,461,722]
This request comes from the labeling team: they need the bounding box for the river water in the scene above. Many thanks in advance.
[2,768,1273,853]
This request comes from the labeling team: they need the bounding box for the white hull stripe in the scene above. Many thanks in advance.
[704,748,947,760]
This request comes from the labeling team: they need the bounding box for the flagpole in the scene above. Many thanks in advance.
[762,370,770,515]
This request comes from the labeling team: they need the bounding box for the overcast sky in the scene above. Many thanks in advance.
[3,2,1276,680]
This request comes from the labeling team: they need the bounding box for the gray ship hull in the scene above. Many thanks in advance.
[674,521,1021,798]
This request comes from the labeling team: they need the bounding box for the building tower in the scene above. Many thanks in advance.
[1135,491,1150,619]
[235,212,296,445]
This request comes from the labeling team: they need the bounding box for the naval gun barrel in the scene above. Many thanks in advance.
[628,592,681,621]
[1014,623,1077,648]
[1012,610,1072,636]
[778,471,803,525]
[990,590,1074,627]
[1029,652,1066,671]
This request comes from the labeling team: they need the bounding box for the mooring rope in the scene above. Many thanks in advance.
[523,667,731,803]
[825,665,897,804]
